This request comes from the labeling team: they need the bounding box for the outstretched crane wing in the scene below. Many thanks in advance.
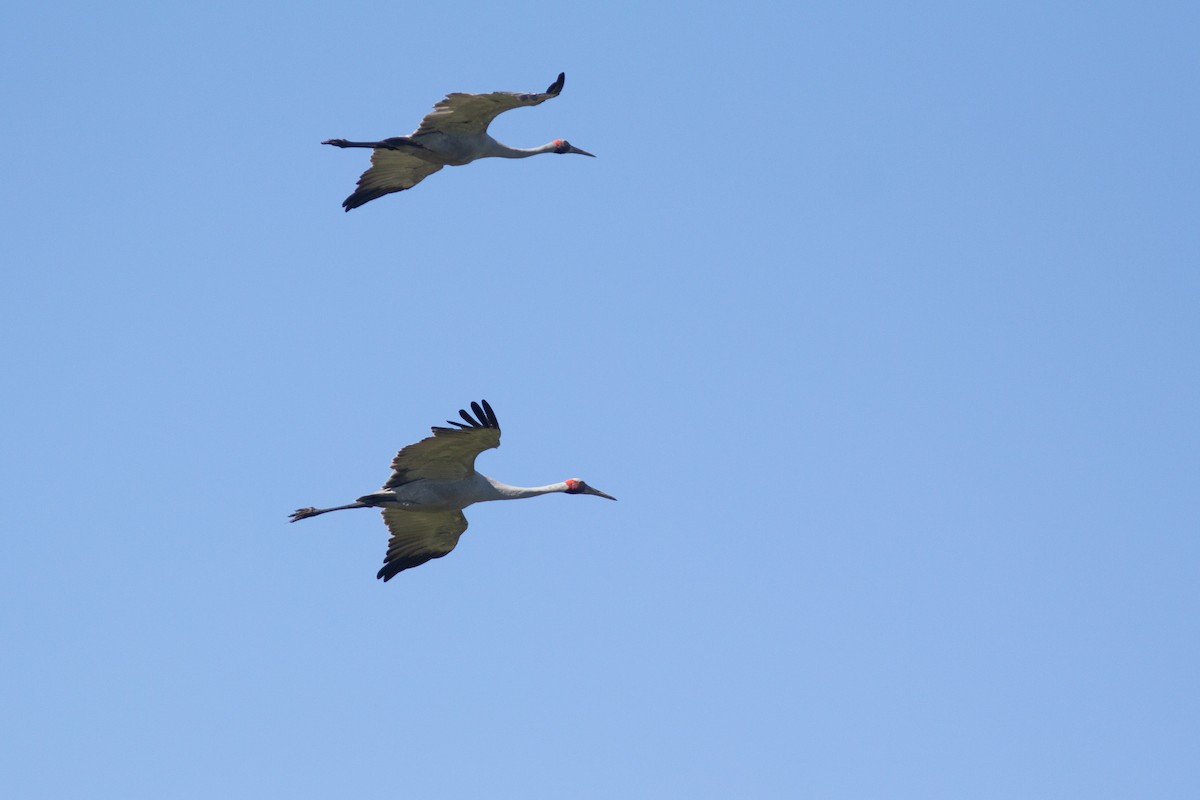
[414,73,566,138]
[377,509,468,581]
[383,400,501,488]
[341,147,444,210]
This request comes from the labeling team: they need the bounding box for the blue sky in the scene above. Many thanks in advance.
[3,1,1198,797]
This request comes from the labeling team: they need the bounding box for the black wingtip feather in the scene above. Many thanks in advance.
[547,72,565,96]
[481,399,499,429]
[377,553,441,581]
[433,400,500,433]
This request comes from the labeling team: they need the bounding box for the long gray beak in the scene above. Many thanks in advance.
[568,144,596,157]
[584,484,617,501]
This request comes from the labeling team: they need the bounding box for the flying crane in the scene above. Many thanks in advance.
[323,72,594,210]
[290,400,616,581]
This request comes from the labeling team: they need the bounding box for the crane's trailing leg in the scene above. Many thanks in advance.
[322,137,426,151]
[289,501,369,522]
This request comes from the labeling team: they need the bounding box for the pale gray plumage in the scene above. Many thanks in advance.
[289,400,616,581]
[323,72,595,210]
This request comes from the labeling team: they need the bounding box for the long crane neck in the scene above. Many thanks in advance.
[483,477,570,500]
[481,139,557,159]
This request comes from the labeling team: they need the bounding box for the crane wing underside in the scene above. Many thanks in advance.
[342,148,444,210]
[384,400,501,487]
[378,508,468,581]
[414,73,565,138]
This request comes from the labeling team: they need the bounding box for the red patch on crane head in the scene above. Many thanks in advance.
[565,478,580,491]
[553,139,565,147]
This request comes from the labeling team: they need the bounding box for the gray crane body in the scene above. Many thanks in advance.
[399,131,557,166]
[357,474,571,511]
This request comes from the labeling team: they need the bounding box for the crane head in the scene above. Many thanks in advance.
[564,478,616,500]
[552,139,596,157]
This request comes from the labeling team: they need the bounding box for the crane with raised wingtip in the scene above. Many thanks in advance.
[323,72,595,210]
[290,400,616,581]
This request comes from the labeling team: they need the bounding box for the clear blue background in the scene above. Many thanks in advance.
[3,1,1197,797]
